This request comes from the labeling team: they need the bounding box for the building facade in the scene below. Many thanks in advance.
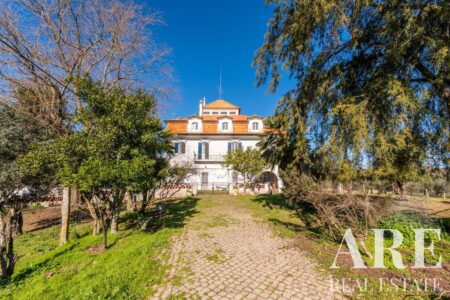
[165,98,282,192]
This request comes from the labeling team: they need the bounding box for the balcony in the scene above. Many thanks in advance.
[194,152,225,163]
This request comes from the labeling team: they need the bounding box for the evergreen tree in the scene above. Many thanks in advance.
[0,106,51,278]
[254,0,449,184]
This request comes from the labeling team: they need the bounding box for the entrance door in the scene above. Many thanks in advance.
[201,172,209,190]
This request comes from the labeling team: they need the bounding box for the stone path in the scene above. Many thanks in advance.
[152,195,340,299]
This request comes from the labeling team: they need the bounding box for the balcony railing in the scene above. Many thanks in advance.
[194,152,225,162]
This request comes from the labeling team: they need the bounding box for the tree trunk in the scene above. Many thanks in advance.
[126,191,136,212]
[139,191,149,214]
[16,211,23,235]
[70,188,80,205]
[101,213,108,249]
[395,180,405,199]
[60,187,71,245]
[85,198,101,236]
[93,219,101,235]
[0,208,17,278]
[110,211,118,234]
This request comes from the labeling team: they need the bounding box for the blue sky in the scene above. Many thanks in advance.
[148,0,291,120]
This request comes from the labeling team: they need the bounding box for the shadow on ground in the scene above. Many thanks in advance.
[252,194,293,210]
[121,196,200,232]
[251,194,305,234]
[24,206,92,233]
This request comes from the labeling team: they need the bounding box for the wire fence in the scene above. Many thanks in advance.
[23,203,92,232]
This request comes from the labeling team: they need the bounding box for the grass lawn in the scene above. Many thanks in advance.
[0,197,199,300]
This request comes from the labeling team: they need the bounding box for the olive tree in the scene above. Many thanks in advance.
[23,77,172,248]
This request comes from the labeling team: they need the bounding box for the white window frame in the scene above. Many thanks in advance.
[248,118,263,132]
[222,122,229,131]
[218,117,233,133]
[188,117,202,133]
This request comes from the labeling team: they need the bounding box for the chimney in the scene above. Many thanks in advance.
[199,97,206,115]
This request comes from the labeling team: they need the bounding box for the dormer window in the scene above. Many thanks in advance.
[222,122,229,131]
[218,118,232,133]
[187,118,202,133]
[248,118,263,132]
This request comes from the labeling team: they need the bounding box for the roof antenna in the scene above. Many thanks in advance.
[218,69,223,99]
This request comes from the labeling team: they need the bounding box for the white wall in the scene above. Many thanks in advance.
[171,138,258,159]
[169,136,281,191]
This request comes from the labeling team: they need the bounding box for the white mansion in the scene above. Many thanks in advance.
[165,98,282,192]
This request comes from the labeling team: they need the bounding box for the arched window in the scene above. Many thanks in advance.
[191,122,199,131]
[252,122,259,131]
[222,122,229,131]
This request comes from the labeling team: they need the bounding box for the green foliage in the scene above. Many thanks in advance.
[20,77,173,244]
[0,106,52,202]
[258,115,298,169]
[255,0,449,184]
[21,77,172,193]
[223,147,266,187]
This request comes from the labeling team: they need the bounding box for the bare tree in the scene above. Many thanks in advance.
[0,0,172,113]
[0,0,173,244]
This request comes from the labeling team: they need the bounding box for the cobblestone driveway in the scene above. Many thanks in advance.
[152,195,339,299]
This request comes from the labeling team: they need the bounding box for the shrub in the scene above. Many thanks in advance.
[281,168,391,241]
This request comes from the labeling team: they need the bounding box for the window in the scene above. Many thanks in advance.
[228,142,242,152]
[203,111,210,115]
[174,142,186,154]
[229,111,237,115]
[198,142,209,159]
[220,111,227,115]
[252,122,259,131]
[212,112,219,115]
[191,122,199,131]
[222,122,229,131]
